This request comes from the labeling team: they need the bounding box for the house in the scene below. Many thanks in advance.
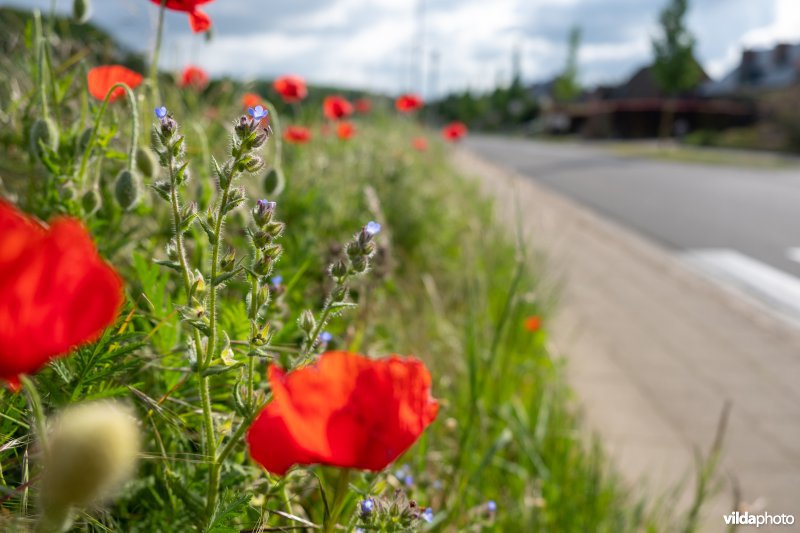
[702,43,800,96]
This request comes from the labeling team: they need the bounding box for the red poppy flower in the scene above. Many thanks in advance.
[87,65,143,102]
[0,200,123,388]
[441,121,468,142]
[355,98,372,114]
[395,93,423,113]
[149,0,212,33]
[247,351,438,476]
[322,95,354,121]
[273,75,308,104]
[336,121,356,140]
[524,316,542,332]
[180,65,209,90]
[242,92,262,109]
[411,137,428,152]
[283,125,312,144]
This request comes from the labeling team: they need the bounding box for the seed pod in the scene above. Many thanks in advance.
[113,169,141,211]
[135,147,157,178]
[29,117,59,160]
[73,0,91,23]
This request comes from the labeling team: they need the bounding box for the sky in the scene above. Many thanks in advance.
[4,0,800,97]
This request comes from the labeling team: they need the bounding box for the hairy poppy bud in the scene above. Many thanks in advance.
[77,126,93,154]
[136,147,157,178]
[114,169,141,211]
[38,401,139,532]
[81,189,100,215]
[30,118,59,160]
[262,167,285,196]
[73,0,91,23]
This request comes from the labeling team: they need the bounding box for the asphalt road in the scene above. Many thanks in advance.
[465,135,800,279]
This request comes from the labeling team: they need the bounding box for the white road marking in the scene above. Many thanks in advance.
[787,247,800,265]
[681,248,800,323]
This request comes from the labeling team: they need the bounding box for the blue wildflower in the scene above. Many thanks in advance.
[359,498,375,515]
[248,105,269,121]
[422,507,434,523]
[487,500,497,513]
[365,221,381,236]
[404,475,414,487]
[155,106,168,119]
[270,275,283,286]
[319,331,333,343]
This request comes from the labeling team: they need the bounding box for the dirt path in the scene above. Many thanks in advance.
[454,148,800,532]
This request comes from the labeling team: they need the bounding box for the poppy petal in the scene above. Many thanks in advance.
[189,9,211,33]
[87,65,143,102]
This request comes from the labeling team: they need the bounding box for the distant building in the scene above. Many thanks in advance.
[702,43,800,96]
[537,63,755,138]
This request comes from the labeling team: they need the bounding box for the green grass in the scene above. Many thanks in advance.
[610,141,800,169]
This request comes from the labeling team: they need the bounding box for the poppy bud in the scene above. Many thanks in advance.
[38,401,139,532]
[262,167,285,196]
[59,183,77,201]
[77,126,93,154]
[136,147,157,178]
[73,0,91,23]
[30,117,59,160]
[114,169,142,211]
[298,310,316,333]
[81,188,100,215]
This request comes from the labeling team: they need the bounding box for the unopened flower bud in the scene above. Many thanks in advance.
[30,117,59,160]
[265,221,285,238]
[220,248,236,272]
[253,199,275,226]
[193,269,206,296]
[73,0,91,23]
[351,255,369,273]
[262,167,284,196]
[38,401,139,531]
[59,183,77,201]
[298,310,316,333]
[331,285,348,302]
[77,126,93,153]
[159,115,177,139]
[81,188,100,215]
[135,147,157,178]
[329,259,348,280]
[113,169,141,211]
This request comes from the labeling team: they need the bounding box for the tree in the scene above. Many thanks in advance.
[553,26,582,103]
[651,0,701,96]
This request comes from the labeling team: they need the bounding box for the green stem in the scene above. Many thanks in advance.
[20,376,48,461]
[33,11,49,120]
[247,275,259,407]
[76,83,138,186]
[324,469,352,533]
[301,277,348,360]
[149,0,167,104]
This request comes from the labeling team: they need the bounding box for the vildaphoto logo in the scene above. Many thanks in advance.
[723,511,795,528]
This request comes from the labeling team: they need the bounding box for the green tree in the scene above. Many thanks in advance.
[651,0,701,95]
[553,26,582,103]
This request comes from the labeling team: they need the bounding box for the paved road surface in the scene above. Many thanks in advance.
[454,144,800,532]
[465,136,800,324]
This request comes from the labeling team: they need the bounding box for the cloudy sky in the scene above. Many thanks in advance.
[5,0,800,97]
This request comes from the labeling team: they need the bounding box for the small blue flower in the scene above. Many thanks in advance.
[248,105,269,121]
[403,474,414,487]
[432,479,442,490]
[487,500,497,513]
[422,507,434,523]
[319,331,333,343]
[270,275,283,286]
[365,221,381,236]
[359,498,375,514]
[155,106,168,119]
